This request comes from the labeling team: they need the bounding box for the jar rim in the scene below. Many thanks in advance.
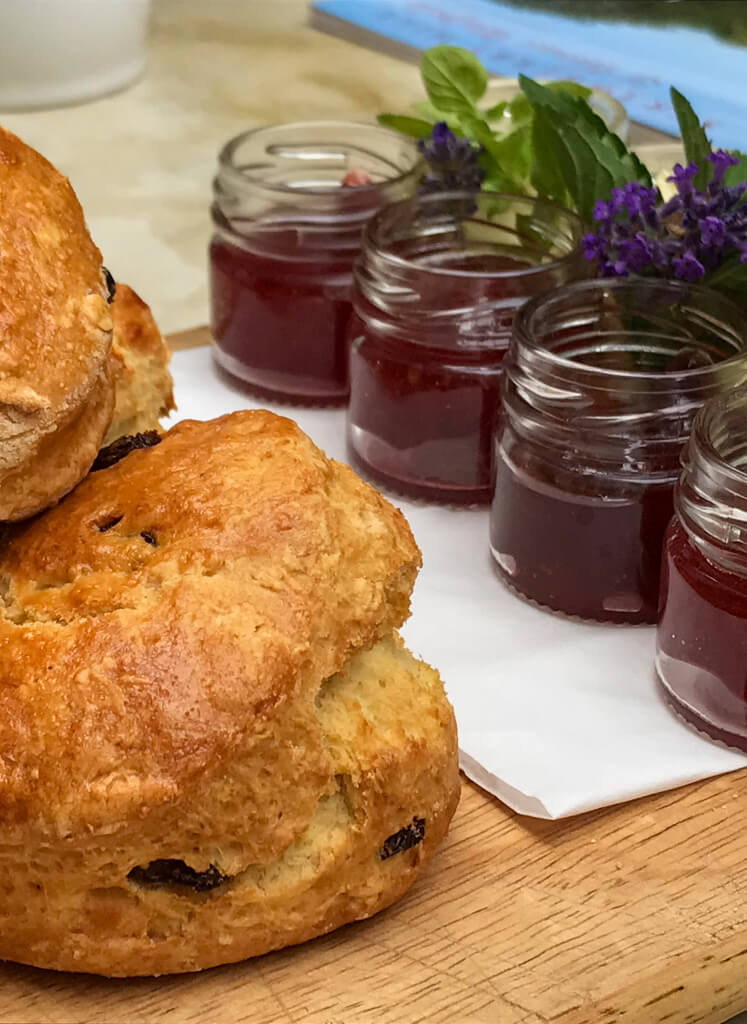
[676,385,747,567]
[692,385,747,486]
[217,119,421,197]
[361,190,586,280]
[514,277,747,385]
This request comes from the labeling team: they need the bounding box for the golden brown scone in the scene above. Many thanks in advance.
[0,124,113,522]
[0,411,459,976]
[106,283,175,444]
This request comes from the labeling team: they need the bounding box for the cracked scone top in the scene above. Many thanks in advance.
[0,411,460,976]
[0,124,113,521]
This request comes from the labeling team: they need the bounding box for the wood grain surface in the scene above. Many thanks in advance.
[2,775,747,1024]
[2,332,745,1024]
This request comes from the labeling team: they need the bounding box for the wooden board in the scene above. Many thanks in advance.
[3,331,747,1024]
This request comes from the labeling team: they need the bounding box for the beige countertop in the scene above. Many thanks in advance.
[0,0,424,334]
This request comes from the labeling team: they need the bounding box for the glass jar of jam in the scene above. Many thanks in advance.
[490,279,747,624]
[210,121,419,403]
[657,387,747,749]
[347,191,586,503]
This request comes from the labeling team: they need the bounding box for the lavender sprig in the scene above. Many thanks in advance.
[583,150,747,283]
[417,122,485,194]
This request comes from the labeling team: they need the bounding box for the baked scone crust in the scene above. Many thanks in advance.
[0,411,459,975]
[0,125,113,521]
[106,283,175,444]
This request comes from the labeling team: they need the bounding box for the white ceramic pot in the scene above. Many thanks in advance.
[0,0,151,111]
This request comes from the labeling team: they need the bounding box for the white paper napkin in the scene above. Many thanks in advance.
[169,347,747,818]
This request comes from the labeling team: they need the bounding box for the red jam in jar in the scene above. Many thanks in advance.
[348,192,586,502]
[210,122,418,404]
[657,388,747,749]
[490,279,747,623]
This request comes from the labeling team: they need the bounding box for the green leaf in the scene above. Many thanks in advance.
[670,87,712,188]
[410,101,472,138]
[421,46,488,115]
[548,81,593,101]
[460,114,528,193]
[725,150,747,188]
[411,100,443,121]
[575,104,653,190]
[519,74,653,218]
[519,75,578,119]
[483,100,508,123]
[377,114,436,139]
[557,122,615,221]
[489,127,533,185]
[505,92,534,128]
[706,252,747,290]
[530,107,571,207]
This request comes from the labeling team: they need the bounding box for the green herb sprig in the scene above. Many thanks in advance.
[380,45,653,216]
[380,45,745,226]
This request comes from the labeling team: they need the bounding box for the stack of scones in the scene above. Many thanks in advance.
[0,125,459,977]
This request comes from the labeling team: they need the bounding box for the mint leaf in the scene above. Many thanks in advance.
[483,100,508,123]
[506,92,534,128]
[706,252,747,290]
[530,107,571,207]
[519,75,653,220]
[725,151,747,188]
[411,100,444,121]
[572,103,653,191]
[459,113,528,193]
[421,46,488,115]
[488,126,533,187]
[520,75,579,119]
[548,81,593,101]
[557,121,616,219]
[670,87,712,188]
[377,114,436,139]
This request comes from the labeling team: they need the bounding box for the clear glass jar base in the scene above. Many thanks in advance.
[213,347,349,407]
[490,544,657,625]
[348,427,491,505]
[656,642,747,752]
[657,660,747,754]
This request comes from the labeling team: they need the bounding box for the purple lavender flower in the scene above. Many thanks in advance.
[708,149,740,185]
[673,250,706,282]
[593,199,612,224]
[700,215,726,249]
[667,162,699,194]
[418,121,485,194]
[585,150,747,287]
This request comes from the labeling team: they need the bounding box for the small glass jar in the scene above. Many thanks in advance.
[347,191,586,503]
[657,387,747,749]
[210,121,419,404]
[490,279,747,624]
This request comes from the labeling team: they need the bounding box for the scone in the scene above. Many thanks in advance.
[106,283,175,444]
[0,124,114,522]
[0,411,459,977]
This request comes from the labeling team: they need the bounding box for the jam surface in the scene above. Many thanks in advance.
[656,518,747,749]
[490,438,675,623]
[210,237,355,403]
[348,253,531,504]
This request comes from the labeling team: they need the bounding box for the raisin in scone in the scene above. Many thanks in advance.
[0,411,459,976]
[106,283,175,444]
[0,124,113,522]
